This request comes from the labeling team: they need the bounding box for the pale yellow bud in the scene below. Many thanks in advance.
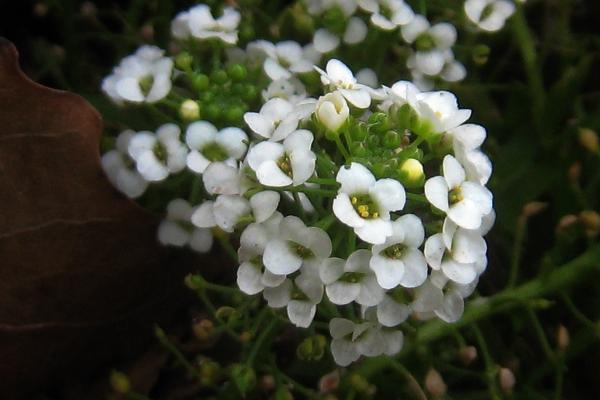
[556,324,570,352]
[578,128,599,153]
[398,158,425,187]
[180,99,200,121]
[580,210,600,238]
[316,92,349,134]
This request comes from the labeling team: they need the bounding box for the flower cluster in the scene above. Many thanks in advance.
[101,2,498,367]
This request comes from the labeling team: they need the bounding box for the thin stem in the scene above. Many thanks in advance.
[218,234,238,263]
[406,193,428,204]
[246,316,279,366]
[389,360,428,400]
[525,305,556,363]
[283,186,338,197]
[472,325,501,400]
[307,177,338,186]
[508,215,527,287]
[154,326,202,381]
[334,135,351,160]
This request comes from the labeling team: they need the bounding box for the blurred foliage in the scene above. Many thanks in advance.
[2,0,600,399]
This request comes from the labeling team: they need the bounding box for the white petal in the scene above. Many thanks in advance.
[263,239,303,275]
[287,301,316,328]
[191,201,216,228]
[313,29,340,53]
[157,221,188,247]
[327,281,360,305]
[264,57,292,80]
[411,280,444,312]
[451,123,486,151]
[443,155,466,189]
[401,14,429,43]
[115,77,145,102]
[257,160,294,187]
[331,339,360,366]
[430,23,457,48]
[461,181,493,215]
[202,162,240,195]
[333,193,364,228]
[452,230,486,264]
[370,178,406,212]
[189,228,213,252]
[340,88,371,109]
[263,279,292,307]
[336,162,376,194]
[399,248,428,288]
[381,330,404,356]
[326,59,355,83]
[244,113,273,138]
[136,152,168,181]
[448,199,482,229]
[320,257,345,284]
[424,233,445,269]
[424,176,449,212]
[369,254,404,290]
[186,150,211,173]
[394,214,424,247]
[355,219,393,245]
[290,150,316,186]
[441,259,477,284]
[344,17,368,44]
[377,296,410,327]
[434,291,464,322]
[213,195,251,232]
[330,318,356,339]
[356,276,385,306]
[216,127,248,159]
[247,141,284,171]
[250,191,280,223]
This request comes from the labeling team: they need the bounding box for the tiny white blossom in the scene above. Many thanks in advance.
[158,199,213,253]
[464,0,516,32]
[210,191,280,232]
[102,46,173,104]
[101,130,148,198]
[375,293,411,327]
[358,0,414,31]
[424,155,493,229]
[202,161,241,195]
[128,124,187,182]
[369,214,428,289]
[236,213,287,295]
[246,129,316,187]
[446,124,492,185]
[185,121,248,174]
[244,98,313,141]
[316,91,350,133]
[262,41,316,80]
[416,90,472,133]
[333,162,406,244]
[315,59,372,108]
[320,249,385,306]
[172,4,240,44]
[262,215,332,275]
[262,77,308,104]
[401,15,457,76]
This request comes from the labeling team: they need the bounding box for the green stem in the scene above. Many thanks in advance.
[307,177,338,186]
[334,135,351,160]
[283,186,338,197]
[525,305,556,363]
[406,193,428,204]
[472,325,501,400]
[154,326,202,381]
[246,316,279,366]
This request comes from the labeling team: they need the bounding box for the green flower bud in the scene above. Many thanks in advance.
[204,103,222,120]
[398,158,425,187]
[274,387,294,400]
[180,99,200,121]
[322,6,346,35]
[230,364,257,395]
[239,23,255,42]
[472,44,490,66]
[368,112,390,134]
[193,73,210,92]
[383,130,402,149]
[350,141,369,157]
[216,306,242,324]
[367,134,380,148]
[391,103,415,129]
[350,121,368,140]
[110,370,131,394]
[296,335,327,361]
[192,319,214,341]
[242,84,258,102]
[211,69,229,85]
[199,359,221,386]
[348,373,370,393]
[228,63,248,81]
[175,51,193,71]
[225,105,246,124]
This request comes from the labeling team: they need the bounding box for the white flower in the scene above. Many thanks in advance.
[263,263,324,328]
[102,45,173,104]
[101,130,148,198]
[332,162,406,244]
[236,213,287,295]
[128,123,187,182]
[320,250,385,307]
[246,129,316,187]
[157,199,213,253]
[316,91,350,133]
[356,68,379,88]
[262,215,332,275]
[358,0,414,30]
[415,90,472,133]
[401,15,457,76]
[375,293,411,327]
[309,1,367,54]
[424,155,493,229]
[329,317,404,366]
[172,4,240,44]
[464,0,516,32]
[202,161,241,195]
[424,228,487,285]
[243,98,309,141]
[261,41,316,80]
[262,77,308,104]
[411,273,477,322]
[210,191,280,232]
[369,214,428,289]
[446,124,492,185]
[315,59,372,108]
[185,121,248,174]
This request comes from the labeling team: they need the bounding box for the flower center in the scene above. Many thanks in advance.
[176,220,196,233]
[340,271,365,283]
[351,194,380,219]
[380,4,393,20]
[153,141,168,162]
[277,153,293,177]
[415,33,436,52]
[390,287,408,303]
[289,241,314,259]
[249,255,263,268]
[480,4,495,21]
[202,142,229,161]
[383,243,406,260]
[291,284,309,301]
[448,187,464,205]
[139,75,154,96]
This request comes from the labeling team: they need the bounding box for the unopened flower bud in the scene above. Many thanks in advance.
[274,387,294,400]
[199,359,220,386]
[556,324,570,352]
[316,92,349,136]
[319,370,340,394]
[140,24,154,41]
[193,318,214,341]
[425,368,447,398]
[110,370,131,394]
[556,214,578,235]
[578,128,599,153]
[472,44,490,65]
[230,364,257,395]
[522,201,547,218]
[180,99,200,121]
[568,162,581,184]
[296,334,327,361]
[348,373,370,393]
[259,374,276,391]
[193,74,210,92]
[498,367,516,394]
[458,345,478,365]
[580,210,600,238]
[175,51,193,71]
[216,306,240,324]
[368,112,390,134]
[227,63,248,82]
[239,331,253,343]
[398,158,425,187]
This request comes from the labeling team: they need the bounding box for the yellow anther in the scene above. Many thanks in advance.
[360,211,370,218]
[372,212,379,218]
[351,196,358,205]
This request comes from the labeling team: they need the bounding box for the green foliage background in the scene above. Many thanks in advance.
[2,0,599,399]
